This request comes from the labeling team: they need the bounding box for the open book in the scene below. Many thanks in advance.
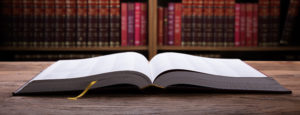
[14,52,291,95]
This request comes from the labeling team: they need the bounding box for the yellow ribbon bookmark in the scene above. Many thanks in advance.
[68,81,97,100]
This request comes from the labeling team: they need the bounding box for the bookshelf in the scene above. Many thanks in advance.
[0,0,300,61]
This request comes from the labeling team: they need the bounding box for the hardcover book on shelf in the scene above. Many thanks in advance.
[167,3,175,46]
[140,3,147,46]
[55,0,66,47]
[258,0,269,47]
[214,0,225,47]
[134,2,142,46]
[33,0,45,47]
[13,52,291,95]
[121,3,128,46]
[45,0,55,47]
[246,3,253,46]
[193,0,203,46]
[269,0,280,46]
[99,0,110,46]
[127,3,135,46]
[66,0,77,47]
[182,0,193,46]
[203,0,214,46]
[157,7,164,46]
[240,3,246,46]
[12,0,24,47]
[234,3,241,46]
[110,0,120,46]
[225,0,235,46]
[87,0,99,47]
[77,0,88,47]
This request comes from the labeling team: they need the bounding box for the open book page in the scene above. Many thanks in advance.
[150,52,267,80]
[32,52,151,81]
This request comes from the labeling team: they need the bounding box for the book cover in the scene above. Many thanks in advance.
[140,3,147,46]
[23,0,34,47]
[12,0,24,47]
[134,2,141,46]
[158,7,164,46]
[110,0,121,46]
[163,7,169,45]
[174,3,182,46]
[246,3,253,46]
[234,3,241,47]
[258,0,270,46]
[203,0,214,46]
[99,0,110,46]
[88,0,98,47]
[77,0,88,47]
[127,3,135,46]
[214,0,225,46]
[193,0,203,46]
[55,0,66,47]
[182,0,193,46]
[121,3,128,46]
[33,0,45,47]
[240,3,246,46]
[225,0,235,47]
[252,3,258,46]
[168,3,175,46]
[269,0,280,46]
[66,0,77,47]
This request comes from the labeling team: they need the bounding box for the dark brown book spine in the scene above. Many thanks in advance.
[158,7,164,46]
[55,0,66,47]
[87,0,98,47]
[269,0,280,46]
[163,7,168,45]
[258,0,270,46]
[140,3,147,46]
[12,0,24,47]
[182,0,193,46]
[66,0,77,47]
[225,0,235,46]
[193,0,203,46]
[77,0,88,47]
[110,0,120,46]
[214,0,224,46]
[45,0,55,47]
[99,0,110,46]
[23,0,34,47]
[203,0,214,46]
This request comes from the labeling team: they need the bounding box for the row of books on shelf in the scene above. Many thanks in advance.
[157,0,300,47]
[0,0,148,47]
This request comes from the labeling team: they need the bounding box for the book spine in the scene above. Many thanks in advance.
[246,3,253,46]
[281,0,300,45]
[23,0,34,47]
[193,0,203,46]
[99,0,110,46]
[240,3,246,46]
[203,0,214,46]
[134,2,141,46]
[33,0,45,47]
[235,3,241,47]
[182,0,193,46]
[174,3,182,46]
[87,0,98,47]
[225,0,235,47]
[66,0,77,47]
[12,0,24,47]
[140,3,147,46]
[77,0,88,47]
[1,0,12,46]
[269,0,280,46]
[55,0,66,47]
[45,0,56,47]
[258,0,269,46]
[163,7,168,45]
[214,0,224,46]
[252,3,258,46]
[110,0,120,46]
[121,3,128,46]
[158,7,164,46]
[168,3,175,46]
[127,3,135,46]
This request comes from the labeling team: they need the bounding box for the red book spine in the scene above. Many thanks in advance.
[163,8,168,45]
[23,0,34,47]
[182,0,193,46]
[235,3,241,47]
[157,7,164,46]
[121,3,128,46]
[88,0,98,47]
[203,0,214,46]
[66,0,77,47]
[174,3,182,46]
[140,3,147,46]
[246,3,253,46]
[55,0,66,47]
[214,0,224,46]
[12,0,24,47]
[240,3,246,46]
[77,0,88,47]
[134,2,141,46]
[270,0,280,46]
[225,0,235,46]
[193,0,203,46]
[110,0,120,46]
[258,0,270,46]
[168,3,175,46]
[99,0,110,46]
[127,3,135,46]
[34,0,45,47]
[252,3,258,46]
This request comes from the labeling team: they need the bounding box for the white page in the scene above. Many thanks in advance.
[33,52,151,81]
[150,52,266,79]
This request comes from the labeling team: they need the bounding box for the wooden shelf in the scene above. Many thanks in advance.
[158,46,300,51]
[0,46,148,52]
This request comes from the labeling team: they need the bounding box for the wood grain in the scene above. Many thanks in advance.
[0,61,300,114]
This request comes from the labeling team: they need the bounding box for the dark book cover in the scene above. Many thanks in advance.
[66,0,77,47]
[193,0,203,46]
[23,0,34,47]
[213,0,225,46]
[258,0,270,47]
[12,0,24,47]
[253,3,258,46]
[203,0,214,46]
[246,3,253,46]
[269,0,280,46]
[174,3,182,46]
[77,0,88,47]
[87,0,98,47]
[167,3,175,46]
[55,0,66,47]
[182,0,193,46]
[163,7,169,46]
[121,3,128,46]
[158,7,164,46]
[33,0,45,47]
[240,3,246,46]
[234,3,241,47]
[99,0,110,46]
[140,3,147,46]
[110,0,121,47]
[225,0,235,47]
[127,3,135,46]
[45,0,56,47]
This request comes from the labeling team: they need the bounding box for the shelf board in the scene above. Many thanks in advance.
[158,46,300,51]
[0,46,148,52]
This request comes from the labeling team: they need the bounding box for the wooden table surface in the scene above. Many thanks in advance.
[0,61,300,114]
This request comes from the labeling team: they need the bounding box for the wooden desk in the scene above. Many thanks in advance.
[0,61,300,114]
